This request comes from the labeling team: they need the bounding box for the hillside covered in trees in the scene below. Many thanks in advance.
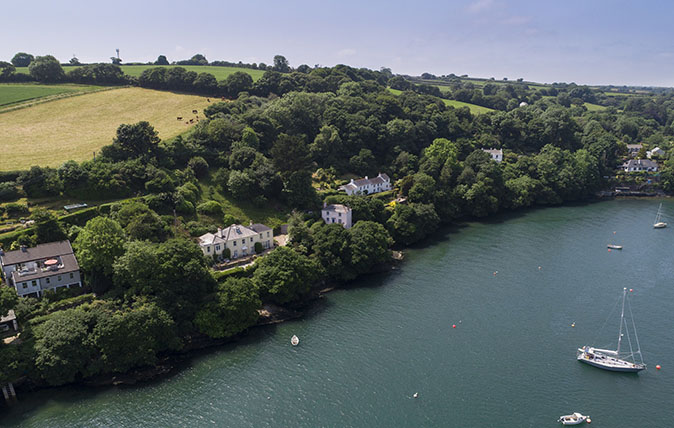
[2,55,674,390]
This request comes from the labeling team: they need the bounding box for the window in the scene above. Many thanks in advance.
[207,246,211,252]
[250,237,254,243]
[70,272,74,279]
[31,280,36,286]
[22,283,27,289]
[58,276,62,281]
[215,245,221,251]
[267,231,270,237]
[46,277,50,284]
[233,240,237,246]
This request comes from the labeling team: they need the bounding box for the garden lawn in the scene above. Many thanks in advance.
[0,87,210,171]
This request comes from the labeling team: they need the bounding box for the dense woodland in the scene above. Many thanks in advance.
[2,52,674,389]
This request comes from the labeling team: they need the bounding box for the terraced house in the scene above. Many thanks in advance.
[0,240,82,298]
[199,223,273,259]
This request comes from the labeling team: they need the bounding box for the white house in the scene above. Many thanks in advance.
[626,144,642,157]
[622,159,658,172]
[482,148,503,162]
[339,173,391,196]
[647,147,665,159]
[0,241,82,298]
[199,223,273,259]
[322,203,352,229]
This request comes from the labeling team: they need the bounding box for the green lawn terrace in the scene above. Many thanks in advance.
[14,64,266,82]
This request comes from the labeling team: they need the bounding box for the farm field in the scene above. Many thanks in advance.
[0,83,106,109]
[387,88,493,114]
[0,87,210,171]
[443,99,495,114]
[15,64,265,81]
[583,102,606,111]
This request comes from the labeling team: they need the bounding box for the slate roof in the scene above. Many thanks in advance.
[323,204,351,213]
[340,173,390,190]
[482,148,503,156]
[0,241,74,266]
[11,253,80,283]
[199,224,269,247]
[623,159,658,169]
[249,223,272,233]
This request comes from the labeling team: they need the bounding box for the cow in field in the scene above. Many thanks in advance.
[190,119,194,123]
[192,109,198,114]
[177,116,183,120]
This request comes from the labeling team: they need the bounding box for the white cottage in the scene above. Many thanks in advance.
[339,173,391,196]
[482,148,503,162]
[321,203,352,229]
[199,223,273,259]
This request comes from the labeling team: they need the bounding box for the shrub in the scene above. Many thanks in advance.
[185,220,217,236]
[0,182,20,202]
[196,200,223,215]
[254,241,263,254]
[4,203,29,218]
[222,247,231,259]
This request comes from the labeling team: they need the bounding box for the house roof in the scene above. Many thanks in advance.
[10,253,80,283]
[199,224,262,247]
[626,144,643,149]
[0,309,15,324]
[249,223,272,233]
[0,241,74,266]
[482,148,503,155]
[323,204,351,213]
[342,173,390,189]
[623,159,657,168]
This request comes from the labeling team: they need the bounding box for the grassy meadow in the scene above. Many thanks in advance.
[0,87,210,171]
[0,83,106,110]
[15,65,265,81]
[442,99,495,114]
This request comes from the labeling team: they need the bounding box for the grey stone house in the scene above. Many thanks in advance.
[0,241,82,298]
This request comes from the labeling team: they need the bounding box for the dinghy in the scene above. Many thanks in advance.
[557,413,588,425]
[290,335,299,346]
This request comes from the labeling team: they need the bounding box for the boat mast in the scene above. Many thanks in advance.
[617,287,627,354]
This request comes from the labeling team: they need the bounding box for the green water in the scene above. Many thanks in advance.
[2,199,674,427]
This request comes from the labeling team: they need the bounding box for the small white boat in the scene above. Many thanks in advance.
[290,335,299,346]
[607,244,623,250]
[557,413,588,425]
[654,203,667,228]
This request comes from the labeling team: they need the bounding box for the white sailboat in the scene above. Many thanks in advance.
[654,202,667,228]
[577,288,646,373]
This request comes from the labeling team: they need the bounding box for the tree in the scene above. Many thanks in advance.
[188,156,209,178]
[11,52,34,67]
[112,121,161,159]
[69,56,81,65]
[194,277,261,338]
[253,247,318,304]
[273,55,290,73]
[29,55,65,82]
[0,61,16,79]
[193,72,218,94]
[74,217,126,284]
[223,71,253,97]
[0,287,18,318]
[310,223,354,281]
[349,221,392,274]
[155,55,169,65]
[33,308,98,385]
[32,208,67,244]
[227,170,255,199]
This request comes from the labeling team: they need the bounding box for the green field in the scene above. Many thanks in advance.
[387,88,492,114]
[0,83,105,109]
[15,65,265,81]
[583,102,606,111]
[0,87,211,171]
[442,99,495,114]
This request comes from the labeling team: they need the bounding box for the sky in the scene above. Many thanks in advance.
[2,0,673,87]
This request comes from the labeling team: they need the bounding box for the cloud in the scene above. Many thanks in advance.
[467,0,495,14]
[337,48,356,57]
[502,15,531,26]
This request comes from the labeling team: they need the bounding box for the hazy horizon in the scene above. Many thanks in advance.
[3,0,673,87]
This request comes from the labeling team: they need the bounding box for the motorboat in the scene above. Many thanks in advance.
[607,244,623,250]
[557,413,589,425]
[291,335,299,346]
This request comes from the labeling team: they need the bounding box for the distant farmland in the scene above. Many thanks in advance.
[15,64,265,81]
[0,87,210,171]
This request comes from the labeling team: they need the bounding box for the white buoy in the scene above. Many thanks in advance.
[291,335,299,346]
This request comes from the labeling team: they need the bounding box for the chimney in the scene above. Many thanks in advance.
[217,227,222,236]
[365,175,368,180]
[350,179,354,184]
[249,220,253,226]
[20,245,27,252]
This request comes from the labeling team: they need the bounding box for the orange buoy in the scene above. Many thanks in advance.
[452,324,456,329]
[587,418,592,423]
[656,365,661,370]
[630,289,633,292]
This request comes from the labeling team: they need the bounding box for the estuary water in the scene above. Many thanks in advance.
[2,199,674,427]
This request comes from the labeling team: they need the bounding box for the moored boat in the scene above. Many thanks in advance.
[557,413,588,425]
[577,288,646,373]
[654,203,667,228]
[607,244,623,250]
[290,335,299,346]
